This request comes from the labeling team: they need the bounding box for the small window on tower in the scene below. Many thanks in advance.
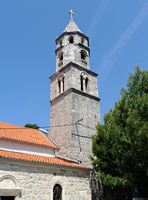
[85,77,89,91]
[69,36,74,44]
[80,72,89,92]
[59,40,62,46]
[80,75,84,91]
[81,50,87,60]
[58,80,61,93]
[81,37,84,44]
[59,53,63,61]
[62,76,65,92]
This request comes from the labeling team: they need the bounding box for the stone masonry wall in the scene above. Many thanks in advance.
[0,160,91,200]
[70,91,100,165]
[56,34,90,71]
[50,90,100,166]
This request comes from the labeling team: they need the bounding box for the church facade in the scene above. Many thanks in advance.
[0,11,100,200]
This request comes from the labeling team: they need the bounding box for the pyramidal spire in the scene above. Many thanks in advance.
[64,9,82,33]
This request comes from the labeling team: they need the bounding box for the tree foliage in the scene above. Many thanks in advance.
[24,123,39,129]
[92,66,148,198]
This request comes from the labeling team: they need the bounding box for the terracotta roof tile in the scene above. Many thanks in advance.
[0,122,56,149]
[0,150,88,169]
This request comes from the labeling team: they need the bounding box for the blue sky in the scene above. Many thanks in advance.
[0,0,148,127]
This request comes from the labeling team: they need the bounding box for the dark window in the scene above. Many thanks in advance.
[81,37,84,44]
[81,50,87,60]
[69,36,74,44]
[85,77,89,91]
[62,77,65,92]
[53,184,62,200]
[80,75,83,91]
[58,80,61,93]
[59,53,63,61]
[59,40,62,46]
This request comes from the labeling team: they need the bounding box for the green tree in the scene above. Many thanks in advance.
[24,123,39,129]
[92,66,148,199]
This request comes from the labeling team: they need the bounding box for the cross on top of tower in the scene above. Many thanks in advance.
[69,9,75,20]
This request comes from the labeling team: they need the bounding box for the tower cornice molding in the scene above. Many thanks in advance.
[55,43,90,54]
[56,31,89,44]
[50,88,100,104]
[49,62,98,80]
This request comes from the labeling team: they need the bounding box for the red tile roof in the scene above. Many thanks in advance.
[0,122,56,149]
[0,150,88,169]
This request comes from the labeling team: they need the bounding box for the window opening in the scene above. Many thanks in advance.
[80,73,89,92]
[85,77,89,91]
[0,197,14,200]
[69,36,74,44]
[59,40,62,47]
[62,77,65,92]
[81,37,84,44]
[81,50,87,60]
[59,53,63,61]
[53,184,62,200]
[58,80,61,94]
[80,75,84,91]
[58,52,63,68]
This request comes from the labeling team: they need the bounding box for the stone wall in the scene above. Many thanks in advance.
[56,34,90,71]
[50,88,100,165]
[0,159,91,200]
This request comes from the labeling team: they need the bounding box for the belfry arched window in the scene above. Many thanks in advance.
[59,52,63,61]
[81,37,84,44]
[80,50,87,60]
[58,74,65,94]
[59,40,62,47]
[53,184,62,200]
[58,80,61,93]
[80,72,89,92]
[58,52,63,68]
[69,36,74,44]
[85,77,89,91]
[80,75,84,91]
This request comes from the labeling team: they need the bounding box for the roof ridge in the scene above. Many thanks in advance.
[0,121,27,128]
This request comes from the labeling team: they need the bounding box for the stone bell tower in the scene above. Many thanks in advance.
[50,10,100,166]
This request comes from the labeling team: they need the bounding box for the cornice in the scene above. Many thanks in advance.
[49,62,98,79]
[50,88,100,104]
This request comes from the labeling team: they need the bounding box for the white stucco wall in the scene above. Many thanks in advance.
[0,140,55,157]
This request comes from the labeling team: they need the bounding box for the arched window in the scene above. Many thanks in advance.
[59,40,62,47]
[62,76,65,92]
[80,50,87,60]
[59,53,63,61]
[80,75,84,91]
[69,36,74,44]
[58,74,65,94]
[85,77,89,91]
[81,37,84,44]
[53,184,62,200]
[58,52,63,68]
[80,72,89,92]
[58,80,61,93]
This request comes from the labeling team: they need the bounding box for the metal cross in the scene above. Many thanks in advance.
[69,9,75,20]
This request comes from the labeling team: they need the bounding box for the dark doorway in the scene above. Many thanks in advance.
[0,197,14,200]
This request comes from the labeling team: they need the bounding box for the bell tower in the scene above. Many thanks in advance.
[50,10,100,166]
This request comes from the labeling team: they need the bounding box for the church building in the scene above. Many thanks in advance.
[0,10,100,200]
